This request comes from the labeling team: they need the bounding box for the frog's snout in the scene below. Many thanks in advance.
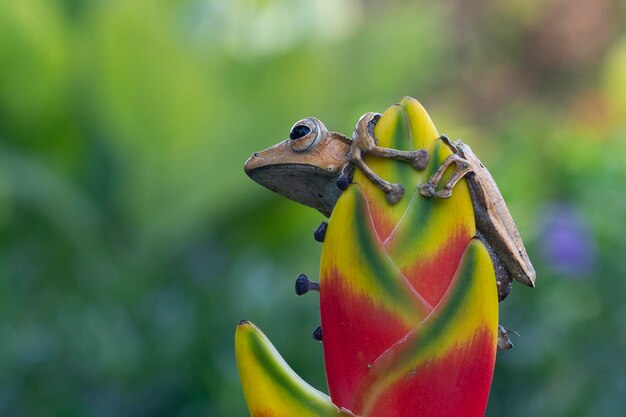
[246,152,260,162]
[244,152,262,175]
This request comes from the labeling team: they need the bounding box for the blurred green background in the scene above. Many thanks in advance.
[1,0,625,416]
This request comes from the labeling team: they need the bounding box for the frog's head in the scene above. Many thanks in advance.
[245,117,351,217]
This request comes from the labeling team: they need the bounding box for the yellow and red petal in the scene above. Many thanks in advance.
[352,238,498,417]
[320,184,432,407]
[385,137,476,307]
[235,321,355,417]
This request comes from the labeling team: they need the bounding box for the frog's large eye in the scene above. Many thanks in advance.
[290,125,311,140]
[289,118,322,152]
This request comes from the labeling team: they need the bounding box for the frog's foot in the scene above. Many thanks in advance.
[497,325,517,352]
[312,325,322,341]
[386,183,405,205]
[295,273,319,296]
[411,149,430,170]
[313,221,328,242]
[419,151,472,199]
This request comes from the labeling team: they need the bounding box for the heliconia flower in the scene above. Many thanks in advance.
[236,97,499,417]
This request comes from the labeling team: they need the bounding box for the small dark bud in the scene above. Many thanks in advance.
[312,325,322,341]
[314,222,328,242]
[295,274,310,296]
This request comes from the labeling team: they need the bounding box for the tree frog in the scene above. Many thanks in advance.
[244,113,524,350]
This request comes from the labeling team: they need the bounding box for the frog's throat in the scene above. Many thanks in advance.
[246,164,344,217]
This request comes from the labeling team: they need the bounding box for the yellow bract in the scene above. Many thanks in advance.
[235,321,354,417]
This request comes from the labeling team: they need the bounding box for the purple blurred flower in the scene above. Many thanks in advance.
[539,203,596,278]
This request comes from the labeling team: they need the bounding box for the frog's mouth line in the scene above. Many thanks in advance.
[245,163,338,179]
[246,164,343,217]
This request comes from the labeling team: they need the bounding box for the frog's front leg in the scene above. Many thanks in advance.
[350,147,406,205]
[355,113,430,169]
[349,112,430,205]
[419,135,472,198]
[368,146,430,170]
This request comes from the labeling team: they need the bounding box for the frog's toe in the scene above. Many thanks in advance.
[411,149,430,170]
[386,183,404,205]
[419,183,435,198]
[435,187,452,199]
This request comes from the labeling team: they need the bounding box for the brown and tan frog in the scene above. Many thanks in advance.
[245,113,535,350]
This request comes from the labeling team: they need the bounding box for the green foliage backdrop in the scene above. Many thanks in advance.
[1,0,625,416]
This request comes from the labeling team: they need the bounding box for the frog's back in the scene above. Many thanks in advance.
[456,141,536,287]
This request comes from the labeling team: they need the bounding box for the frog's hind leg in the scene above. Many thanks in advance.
[418,153,470,198]
[419,135,472,199]
[477,230,512,301]
[435,159,472,198]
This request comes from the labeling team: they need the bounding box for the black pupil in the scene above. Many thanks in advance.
[290,125,311,140]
